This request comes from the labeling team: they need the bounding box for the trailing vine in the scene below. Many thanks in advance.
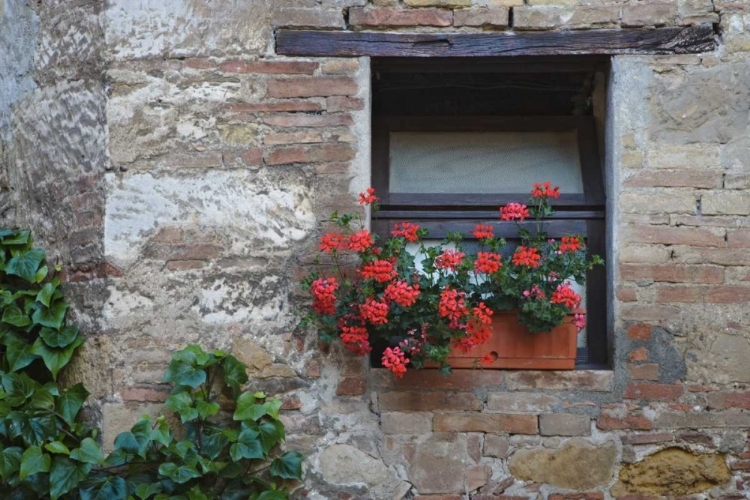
[0,229,304,499]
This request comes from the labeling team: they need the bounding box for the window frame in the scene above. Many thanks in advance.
[371,114,608,368]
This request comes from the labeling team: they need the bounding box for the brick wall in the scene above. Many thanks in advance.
[3,0,750,498]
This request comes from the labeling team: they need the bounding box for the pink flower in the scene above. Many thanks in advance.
[574,313,586,332]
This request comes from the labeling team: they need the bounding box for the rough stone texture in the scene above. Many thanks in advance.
[539,413,591,436]
[509,439,617,490]
[613,448,732,496]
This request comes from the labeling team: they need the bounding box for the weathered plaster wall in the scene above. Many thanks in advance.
[3,0,750,498]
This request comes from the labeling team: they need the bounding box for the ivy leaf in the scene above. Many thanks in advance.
[3,333,39,372]
[2,304,31,327]
[31,336,84,380]
[134,482,163,500]
[196,398,219,419]
[229,428,263,461]
[45,441,70,455]
[28,387,55,410]
[114,418,151,459]
[70,438,104,465]
[199,424,229,461]
[158,463,202,484]
[163,349,207,388]
[233,392,264,421]
[221,355,248,398]
[6,249,45,283]
[258,420,285,453]
[49,456,92,500]
[186,485,209,500]
[39,325,79,348]
[56,384,89,426]
[257,491,287,500]
[263,399,283,420]
[19,446,51,480]
[2,230,30,245]
[165,391,199,423]
[0,446,22,481]
[33,265,48,284]
[150,416,171,447]
[270,451,304,480]
[79,475,128,500]
[36,283,56,308]
[2,372,36,407]
[31,300,69,330]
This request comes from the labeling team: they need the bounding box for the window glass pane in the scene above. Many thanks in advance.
[390,131,584,194]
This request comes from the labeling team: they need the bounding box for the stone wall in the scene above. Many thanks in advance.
[2,0,750,498]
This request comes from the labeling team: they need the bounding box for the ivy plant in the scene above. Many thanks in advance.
[0,229,304,499]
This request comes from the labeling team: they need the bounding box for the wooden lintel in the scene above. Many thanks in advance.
[276,25,716,58]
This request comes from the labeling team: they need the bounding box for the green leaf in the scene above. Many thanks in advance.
[263,399,283,420]
[31,336,83,380]
[39,325,78,348]
[158,463,202,484]
[70,438,104,465]
[19,446,50,480]
[134,482,163,500]
[1,304,31,327]
[45,441,70,455]
[28,387,55,410]
[3,333,39,372]
[79,475,128,500]
[258,420,284,453]
[49,456,92,500]
[229,428,263,461]
[56,383,89,426]
[187,485,209,500]
[6,249,45,282]
[199,424,229,460]
[257,491,287,500]
[2,230,30,245]
[163,349,207,388]
[33,265,48,284]
[36,283,56,307]
[233,392,263,421]
[196,398,219,419]
[270,451,304,480]
[31,300,69,330]
[221,355,248,397]
[115,418,151,459]
[150,416,171,447]
[2,372,36,406]
[165,391,199,423]
[0,446,22,481]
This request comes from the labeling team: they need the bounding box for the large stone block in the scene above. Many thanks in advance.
[613,448,731,496]
[509,439,616,490]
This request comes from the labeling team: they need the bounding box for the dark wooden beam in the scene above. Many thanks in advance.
[277,25,716,58]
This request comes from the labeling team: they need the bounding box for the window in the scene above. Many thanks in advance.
[371,57,609,368]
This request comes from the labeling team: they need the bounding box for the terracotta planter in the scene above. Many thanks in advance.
[446,310,581,370]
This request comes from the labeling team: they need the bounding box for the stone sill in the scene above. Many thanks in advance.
[371,368,614,393]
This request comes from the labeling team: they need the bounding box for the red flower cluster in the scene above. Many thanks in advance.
[479,353,496,366]
[559,236,582,253]
[551,282,582,309]
[382,347,409,378]
[384,281,420,307]
[359,188,379,205]
[311,277,338,315]
[435,250,465,271]
[474,252,502,274]
[512,246,541,268]
[391,222,420,243]
[454,302,493,353]
[319,233,345,253]
[531,182,560,199]
[438,287,467,327]
[347,230,374,252]
[358,260,397,283]
[340,325,371,356]
[500,203,530,221]
[359,298,389,325]
[471,224,494,240]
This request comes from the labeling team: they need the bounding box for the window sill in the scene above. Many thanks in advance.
[370,368,614,393]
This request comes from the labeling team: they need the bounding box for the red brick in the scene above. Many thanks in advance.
[264,131,324,146]
[349,7,453,27]
[266,144,356,165]
[629,363,659,381]
[731,460,750,471]
[623,170,722,188]
[121,385,169,402]
[225,102,322,113]
[263,114,354,128]
[619,264,724,283]
[184,58,216,70]
[336,377,366,396]
[708,391,750,410]
[434,413,538,434]
[616,286,638,302]
[597,414,653,431]
[219,60,318,74]
[372,368,503,390]
[267,77,358,98]
[281,395,302,410]
[624,382,683,401]
[223,148,263,166]
[305,360,321,378]
[656,285,750,303]
[624,225,725,247]
[630,347,649,362]
[621,433,674,445]
[326,96,364,112]
[627,323,652,341]
[379,391,483,411]
[728,230,750,248]
[272,8,344,29]
[506,370,613,392]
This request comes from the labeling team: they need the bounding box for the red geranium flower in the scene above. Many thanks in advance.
[340,325,372,356]
[311,277,338,315]
[384,281,420,308]
[474,252,502,274]
[435,250,465,271]
[438,287,467,327]
[500,203,530,221]
[358,188,379,205]
[551,282,582,309]
[512,246,541,268]
[391,222,420,243]
[471,224,494,240]
[531,181,560,199]
[559,236,583,253]
[347,230,374,252]
[358,260,397,283]
[382,347,409,378]
[359,298,389,325]
[319,233,345,253]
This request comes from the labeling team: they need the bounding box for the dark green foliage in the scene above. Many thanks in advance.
[0,230,304,499]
